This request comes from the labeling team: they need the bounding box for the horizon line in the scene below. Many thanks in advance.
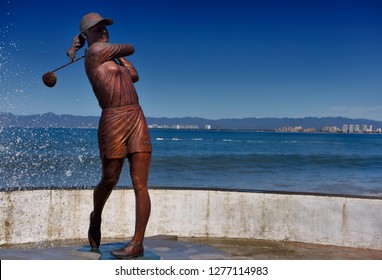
[1,111,382,122]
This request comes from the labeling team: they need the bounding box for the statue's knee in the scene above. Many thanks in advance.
[101,177,119,190]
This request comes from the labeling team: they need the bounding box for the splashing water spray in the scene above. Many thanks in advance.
[42,55,85,87]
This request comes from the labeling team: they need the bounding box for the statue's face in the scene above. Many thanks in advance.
[86,24,109,45]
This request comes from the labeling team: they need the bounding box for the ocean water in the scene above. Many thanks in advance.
[1,127,382,197]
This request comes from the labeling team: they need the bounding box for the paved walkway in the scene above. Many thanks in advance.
[1,235,381,260]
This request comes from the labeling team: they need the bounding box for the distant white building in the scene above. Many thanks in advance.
[172,124,199,130]
[360,125,372,133]
[321,126,340,133]
[342,124,373,133]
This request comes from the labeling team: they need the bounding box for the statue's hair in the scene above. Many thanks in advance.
[66,34,86,61]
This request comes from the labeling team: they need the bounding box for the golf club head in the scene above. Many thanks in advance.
[42,72,57,87]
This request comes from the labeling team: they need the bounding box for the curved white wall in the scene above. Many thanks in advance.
[0,188,381,249]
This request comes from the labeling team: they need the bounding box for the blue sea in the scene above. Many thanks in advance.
[1,127,382,197]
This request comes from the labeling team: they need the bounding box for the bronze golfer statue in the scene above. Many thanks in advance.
[67,12,152,259]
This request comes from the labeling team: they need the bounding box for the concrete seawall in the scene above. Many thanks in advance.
[0,187,381,249]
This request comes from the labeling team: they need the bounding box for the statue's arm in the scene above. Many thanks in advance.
[117,57,139,83]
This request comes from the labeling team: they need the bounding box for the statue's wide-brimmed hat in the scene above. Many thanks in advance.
[80,13,113,33]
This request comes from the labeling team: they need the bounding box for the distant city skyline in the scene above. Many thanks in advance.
[2,111,382,133]
[1,0,381,120]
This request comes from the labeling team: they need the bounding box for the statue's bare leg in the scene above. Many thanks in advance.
[89,158,124,248]
[129,152,151,245]
[110,152,151,258]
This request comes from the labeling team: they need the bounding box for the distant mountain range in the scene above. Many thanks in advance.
[1,112,382,131]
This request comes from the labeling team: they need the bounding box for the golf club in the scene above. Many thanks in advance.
[42,55,85,87]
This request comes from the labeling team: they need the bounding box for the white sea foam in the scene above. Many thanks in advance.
[222,139,240,142]
[78,155,85,163]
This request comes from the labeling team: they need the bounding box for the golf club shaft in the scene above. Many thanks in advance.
[51,55,85,73]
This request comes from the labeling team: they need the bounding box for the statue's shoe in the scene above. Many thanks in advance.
[88,212,101,249]
[110,241,144,259]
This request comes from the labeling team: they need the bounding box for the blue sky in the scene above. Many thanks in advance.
[1,0,381,120]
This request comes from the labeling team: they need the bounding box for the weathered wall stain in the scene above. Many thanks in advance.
[342,199,349,246]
